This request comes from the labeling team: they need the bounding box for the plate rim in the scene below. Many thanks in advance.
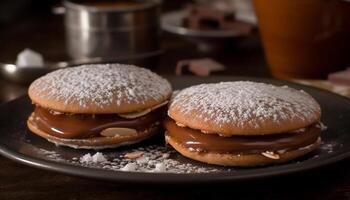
[1,139,349,184]
[161,11,246,38]
[1,76,350,183]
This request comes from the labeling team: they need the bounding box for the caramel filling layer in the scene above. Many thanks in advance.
[28,106,166,139]
[164,118,321,154]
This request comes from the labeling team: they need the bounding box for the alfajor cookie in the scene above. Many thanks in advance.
[27,63,172,149]
[165,81,323,166]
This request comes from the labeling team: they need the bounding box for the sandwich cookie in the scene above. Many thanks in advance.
[165,81,322,166]
[27,64,172,149]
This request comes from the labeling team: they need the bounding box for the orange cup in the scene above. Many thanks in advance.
[253,0,350,79]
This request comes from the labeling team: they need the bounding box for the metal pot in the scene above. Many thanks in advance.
[58,0,162,65]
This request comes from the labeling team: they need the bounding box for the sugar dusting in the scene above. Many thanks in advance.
[36,145,222,173]
[34,119,339,175]
[80,152,108,163]
[35,137,338,173]
[29,64,172,110]
[319,141,341,154]
[170,82,321,130]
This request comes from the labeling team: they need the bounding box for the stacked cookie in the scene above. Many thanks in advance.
[27,64,172,149]
[165,82,322,166]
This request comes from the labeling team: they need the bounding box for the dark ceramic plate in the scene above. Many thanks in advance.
[0,76,349,184]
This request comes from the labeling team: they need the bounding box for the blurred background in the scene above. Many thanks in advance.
[0,0,263,75]
[0,0,350,101]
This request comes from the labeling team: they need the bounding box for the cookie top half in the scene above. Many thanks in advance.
[29,64,172,114]
[168,81,321,136]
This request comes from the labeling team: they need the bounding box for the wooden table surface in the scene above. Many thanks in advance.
[0,11,350,200]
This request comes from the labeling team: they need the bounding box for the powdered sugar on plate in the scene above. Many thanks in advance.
[36,145,223,173]
[35,135,339,174]
[319,141,342,154]
[80,152,108,163]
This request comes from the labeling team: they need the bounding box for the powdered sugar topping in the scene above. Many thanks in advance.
[169,81,321,132]
[29,64,172,112]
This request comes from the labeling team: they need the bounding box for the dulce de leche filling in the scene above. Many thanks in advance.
[164,118,321,154]
[28,106,166,139]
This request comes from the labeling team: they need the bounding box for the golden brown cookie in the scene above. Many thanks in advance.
[28,119,161,149]
[166,134,321,166]
[168,82,321,136]
[27,64,172,149]
[29,64,172,114]
[165,81,323,166]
